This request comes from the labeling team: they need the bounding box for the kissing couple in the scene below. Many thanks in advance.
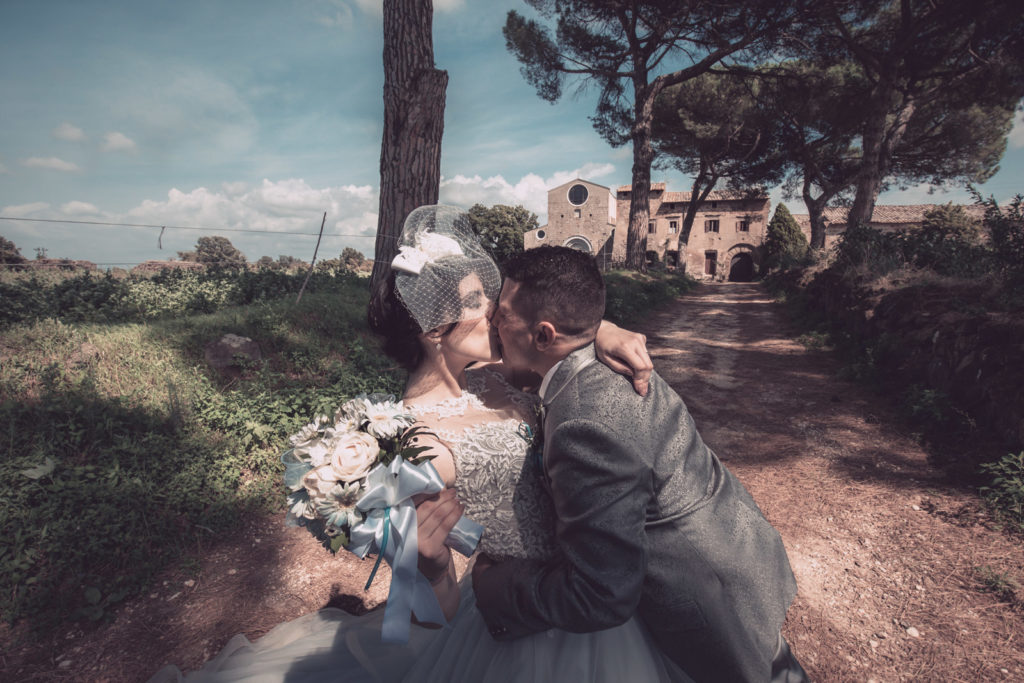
[149,204,808,683]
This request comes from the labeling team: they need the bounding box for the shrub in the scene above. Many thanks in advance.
[604,270,697,325]
[978,192,1024,287]
[764,203,809,272]
[0,282,404,632]
[0,267,365,328]
[899,204,991,277]
[830,222,905,276]
[0,235,26,266]
[979,451,1024,530]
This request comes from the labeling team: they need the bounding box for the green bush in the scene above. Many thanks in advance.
[978,192,1024,288]
[764,203,809,272]
[604,270,697,326]
[0,280,404,633]
[830,222,906,275]
[979,452,1024,530]
[0,267,366,328]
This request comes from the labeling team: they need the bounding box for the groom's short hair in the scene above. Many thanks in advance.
[503,246,605,337]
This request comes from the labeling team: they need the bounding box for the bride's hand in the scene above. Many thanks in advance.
[595,320,653,396]
[414,489,464,583]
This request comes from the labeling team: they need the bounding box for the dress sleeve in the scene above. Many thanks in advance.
[407,424,456,487]
[473,417,652,639]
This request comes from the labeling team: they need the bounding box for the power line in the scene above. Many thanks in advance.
[0,215,376,238]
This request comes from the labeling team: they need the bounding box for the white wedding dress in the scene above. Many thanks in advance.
[149,366,688,683]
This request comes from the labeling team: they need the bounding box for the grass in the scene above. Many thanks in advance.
[603,269,698,326]
[0,265,689,637]
[975,565,1021,604]
[0,279,404,634]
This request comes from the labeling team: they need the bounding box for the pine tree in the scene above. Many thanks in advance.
[764,203,808,271]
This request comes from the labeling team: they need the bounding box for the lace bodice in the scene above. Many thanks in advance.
[406,366,556,562]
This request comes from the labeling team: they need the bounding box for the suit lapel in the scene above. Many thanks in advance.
[538,343,597,489]
[541,343,597,411]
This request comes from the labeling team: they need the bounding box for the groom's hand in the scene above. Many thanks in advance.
[595,320,653,396]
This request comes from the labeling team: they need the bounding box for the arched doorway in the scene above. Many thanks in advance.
[564,236,593,253]
[728,252,754,282]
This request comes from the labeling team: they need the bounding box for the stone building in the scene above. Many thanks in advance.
[524,178,771,281]
[791,204,988,250]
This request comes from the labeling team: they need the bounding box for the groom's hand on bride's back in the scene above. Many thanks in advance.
[595,321,653,396]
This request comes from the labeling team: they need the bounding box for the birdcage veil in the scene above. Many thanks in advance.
[391,204,502,333]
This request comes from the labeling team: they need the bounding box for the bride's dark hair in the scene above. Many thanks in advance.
[367,270,456,371]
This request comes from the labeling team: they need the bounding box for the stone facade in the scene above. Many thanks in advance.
[525,179,770,280]
[524,179,619,266]
[791,204,988,250]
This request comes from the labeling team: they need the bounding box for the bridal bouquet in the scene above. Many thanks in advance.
[281,394,481,642]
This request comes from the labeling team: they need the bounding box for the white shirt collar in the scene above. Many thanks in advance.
[538,360,564,401]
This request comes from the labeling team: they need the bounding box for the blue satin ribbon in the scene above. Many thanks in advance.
[363,505,390,591]
[347,457,481,643]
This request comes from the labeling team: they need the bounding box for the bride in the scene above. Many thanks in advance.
[149,205,688,682]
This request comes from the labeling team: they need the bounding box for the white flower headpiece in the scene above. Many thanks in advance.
[391,233,464,275]
[392,205,502,333]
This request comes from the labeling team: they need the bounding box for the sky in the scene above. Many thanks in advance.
[1,0,1022,268]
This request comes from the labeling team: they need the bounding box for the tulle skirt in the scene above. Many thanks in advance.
[148,576,690,683]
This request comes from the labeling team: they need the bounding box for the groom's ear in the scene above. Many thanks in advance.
[533,321,558,351]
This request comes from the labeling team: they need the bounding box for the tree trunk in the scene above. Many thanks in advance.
[369,0,448,293]
[625,84,656,271]
[847,92,916,229]
[678,161,717,248]
[802,179,829,251]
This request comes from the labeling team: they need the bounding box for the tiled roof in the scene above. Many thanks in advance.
[792,204,986,226]
[661,190,768,203]
[617,182,667,192]
[615,184,767,202]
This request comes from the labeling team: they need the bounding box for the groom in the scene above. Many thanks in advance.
[474,246,807,683]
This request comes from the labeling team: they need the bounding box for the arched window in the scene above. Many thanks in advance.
[564,236,593,253]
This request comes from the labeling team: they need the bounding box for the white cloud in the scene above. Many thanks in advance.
[102,131,137,152]
[439,163,618,221]
[1009,109,1024,149]
[61,201,101,215]
[116,66,257,158]
[122,179,380,257]
[315,0,457,24]
[52,122,86,141]
[221,181,249,196]
[432,0,464,11]
[0,158,8,174]
[2,201,51,216]
[316,2,355,28]
[22,157,80,172]
[352,0,383,15]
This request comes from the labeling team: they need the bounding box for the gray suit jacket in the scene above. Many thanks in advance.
[474,344,798,682]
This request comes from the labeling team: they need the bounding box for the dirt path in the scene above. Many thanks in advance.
[4,282,1022,682]
[642,283,1023,681]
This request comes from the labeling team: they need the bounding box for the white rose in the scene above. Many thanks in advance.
[293,438,331,467]
[302,465,340,497]
[330,431,380,482]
